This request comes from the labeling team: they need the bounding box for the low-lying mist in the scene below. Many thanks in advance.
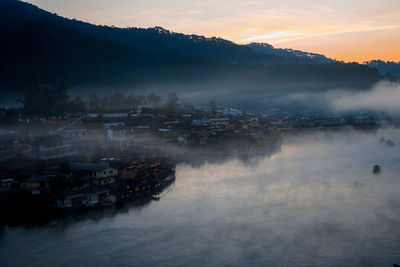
[175,128,400,210]
[329,81,400,114]
[1,129,400,266]
[279,81,400,115]
[67,79,382,108]
[159,128,400,265]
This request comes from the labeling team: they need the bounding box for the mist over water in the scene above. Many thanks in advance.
[1,129,400,266]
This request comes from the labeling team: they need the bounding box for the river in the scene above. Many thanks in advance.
[1,129,400,266]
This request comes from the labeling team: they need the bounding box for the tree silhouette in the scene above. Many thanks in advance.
[147,93,162,107]
[209,100,217,115]
[167,92,178,111]
[19,84,69,117]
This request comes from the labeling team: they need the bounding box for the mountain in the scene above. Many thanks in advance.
[366,60,400,78]
[246,43,335,64]
[0,0,389,100]
[0,0,321,66]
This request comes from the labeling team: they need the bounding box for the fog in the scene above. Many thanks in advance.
[167,128,400,265]
[65,78,375,108]
[329,81,400,114]
[2,78,394,113]
[176,128,400,222]
[279,81,400,115]
[2,128,400,266]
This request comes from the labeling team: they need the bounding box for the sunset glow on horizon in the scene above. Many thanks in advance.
[26,0,400,63]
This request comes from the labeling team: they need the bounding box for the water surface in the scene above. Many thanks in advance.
[1,130,400,266]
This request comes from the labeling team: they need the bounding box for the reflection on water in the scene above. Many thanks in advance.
[1,129,400,266]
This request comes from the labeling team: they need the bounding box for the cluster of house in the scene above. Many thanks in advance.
[0,155,175,210]
[15,112,268,157]
[260,109,391,129]
[0,107,392,164]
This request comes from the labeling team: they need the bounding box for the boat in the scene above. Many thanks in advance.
[373,164,381,174]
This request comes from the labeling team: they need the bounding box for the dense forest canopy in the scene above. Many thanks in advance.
[366,60,400,78]
[0,0,396,101]
[17,84,185,118]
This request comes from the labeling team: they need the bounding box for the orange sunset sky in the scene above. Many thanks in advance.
[25,0,400,63]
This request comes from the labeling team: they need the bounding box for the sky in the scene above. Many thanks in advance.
[25,0,400,63]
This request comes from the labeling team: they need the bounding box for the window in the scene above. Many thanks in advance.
[109,170,113,174]
[71,196,83,206]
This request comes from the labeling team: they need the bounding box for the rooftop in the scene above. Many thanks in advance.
[31,135,66,145]
[64,184,111,197]
[26,175,51,183]
[71,162,110,172]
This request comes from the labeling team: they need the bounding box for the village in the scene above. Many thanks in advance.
[0,89,395,224]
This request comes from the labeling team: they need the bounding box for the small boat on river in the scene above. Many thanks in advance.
[373,164,381,174]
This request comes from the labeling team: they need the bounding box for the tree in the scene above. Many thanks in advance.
[126,95,139,109]
[183,103,194,110]
[69,96,86,112]
[147,93,162,107]
[89,93,101,110]
[18,84,70,117]
[52,84,69,114]
[209,100,217,115]
[167,92,179,110]
[137,95,147,106]
[33,160,48,175]
[110,92,126,109]
[58,162,71,174]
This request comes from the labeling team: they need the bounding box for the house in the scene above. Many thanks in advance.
[103,113,128,119]
[105,123,135,146]
[61,129,87,140]
[248,118,261,127]
[181,114,192,120]
[22,175,54,194]
[209,118,230,129]
[88,113,128,119]
[157,114,167,119]
[246,118,263,138]
[0,178,16,192]
[222,108,243,117]
[28,135,77,160]
[191,117,210,127]
[140,113,156,120]
[176,137,185,144]
[157,128,176,138]
[164,121,180,126]
[186,132,209,145]
[71,162,118,185]
[134,125,151,137]
[120,161,160,180]
[118,178,142,198]
[60,184,115,208]
[104,122,125,128]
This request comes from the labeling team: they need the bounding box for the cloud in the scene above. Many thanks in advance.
[185,11,202,15]
[268,24,400,44]
[241,1,259,6]
[239,30,308,43]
